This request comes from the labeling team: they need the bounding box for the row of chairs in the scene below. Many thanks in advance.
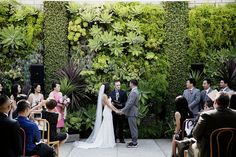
[177,119,236,157]
[20,119,60,157]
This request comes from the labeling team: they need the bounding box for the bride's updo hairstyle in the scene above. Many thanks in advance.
[103,83,110,95]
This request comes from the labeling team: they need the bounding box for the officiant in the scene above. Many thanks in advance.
[110,80,127,143]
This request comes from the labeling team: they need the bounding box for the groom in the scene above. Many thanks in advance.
[118,79,139,148]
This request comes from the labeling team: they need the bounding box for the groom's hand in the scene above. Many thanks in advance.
[116,110,124,115]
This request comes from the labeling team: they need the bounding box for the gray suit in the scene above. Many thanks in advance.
[221,87,234,93]
[200,88,213,109]
[183,87,201,117]
[121,87,139,144]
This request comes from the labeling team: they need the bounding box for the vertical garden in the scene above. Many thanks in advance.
[0,0,235,138]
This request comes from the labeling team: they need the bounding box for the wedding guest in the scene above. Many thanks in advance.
[193,93,236,157]
[42,99,69,145]
[49,82,65,131]
[200,79,213,110]
[220,78,233,93]
[10,83,22,101]
[28,84,44,109]
[183,78,201,118]
[171,96,193,157]
[110,80,127,143]
[16,100,55,157]
[0,95,22,157]
[229,94,236,110]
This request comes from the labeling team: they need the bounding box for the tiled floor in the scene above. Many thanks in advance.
[60,139,172,157]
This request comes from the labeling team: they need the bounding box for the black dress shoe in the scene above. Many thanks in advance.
[119,139,125,143]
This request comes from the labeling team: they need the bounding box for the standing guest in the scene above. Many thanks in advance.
[0,95,22,157]
[229,94,236,110]
[171,96,193,157]
[16,100,55,157]
[28,84,44,109]
[10,83,22,101]
[220,78,233,93]
[183,78,201,118]
[200,78,213,110]
[42,99,69,145]
[49,82,65,131]
[110,80,127,143]
[193,93,236,157]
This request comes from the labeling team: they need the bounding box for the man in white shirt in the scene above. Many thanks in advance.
[220,79,233,93]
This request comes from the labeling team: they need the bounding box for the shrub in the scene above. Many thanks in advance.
[44,1,69,93]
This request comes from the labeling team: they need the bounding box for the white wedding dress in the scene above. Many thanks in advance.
[74,85,115,149]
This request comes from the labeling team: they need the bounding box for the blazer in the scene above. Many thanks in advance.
[200,88,213,109]
[121,87,139,117]
[110,89,127,109]
[183,87,201,116]
[0,112,22,157]
[193,108,236,157]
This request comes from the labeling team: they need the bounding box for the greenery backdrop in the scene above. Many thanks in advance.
[0,0,235,138]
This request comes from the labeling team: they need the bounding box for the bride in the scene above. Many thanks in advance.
[74,83,119,149]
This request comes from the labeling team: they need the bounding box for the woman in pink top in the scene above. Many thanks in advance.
[49,82,64,130]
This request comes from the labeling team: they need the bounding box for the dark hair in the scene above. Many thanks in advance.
[205,100,213,108]
[175,96,193,119]
[103,83,110,95]
[187,78,196,87]
[130,79,138,86]
[17,100,30,112]
[31,83,41,94]
[203,78,211,85]
[46,99,57,110]
[0,94,9,107]
[230,94,236,110]
[11,83,22,100]
[216,93,230,108]
[51,82,59,90]
[221,78,230,85]
[114,80,120,83]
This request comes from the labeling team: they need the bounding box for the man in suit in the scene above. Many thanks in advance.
[193,93,236,157]
[16,100,55,157]
[183,78,201,117]
[0,94,22,157]
[220,78,234,93]
[119,79,139,148]
[110,80,127,143]
[200,78,213,110]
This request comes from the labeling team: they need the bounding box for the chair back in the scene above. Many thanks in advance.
[210,127,236,157]
[19,127,26,156]
[182,118,195,138]
[34,118,50,143]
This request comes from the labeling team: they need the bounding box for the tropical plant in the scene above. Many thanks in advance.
[189,70,204,89]
[82,105,96,130]
[64,111,83,132]
[57,60,90,111]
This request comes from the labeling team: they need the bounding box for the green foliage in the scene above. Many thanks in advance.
[188,4,236,62]
[64,111,83,132]
[44,1,69,93]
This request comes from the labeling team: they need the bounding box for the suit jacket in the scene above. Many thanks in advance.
[200,88,213,109]
[183,87,201,116]
[0,112,22,157]
[110,89,127,109]
[221,87,234,93]
[121,87,139,117]
[193,108,236,157]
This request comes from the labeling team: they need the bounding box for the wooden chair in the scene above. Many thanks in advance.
[210,127,236,157]
[34,118,60,157]
[19,127,39,157]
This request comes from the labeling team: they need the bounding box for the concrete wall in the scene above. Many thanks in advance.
[17,0,236,9]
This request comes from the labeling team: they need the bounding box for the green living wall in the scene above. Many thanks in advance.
[44,1,69,92]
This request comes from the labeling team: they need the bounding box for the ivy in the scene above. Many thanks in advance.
[44,1,69,92]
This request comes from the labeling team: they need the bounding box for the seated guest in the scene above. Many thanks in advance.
[220,78,233,93]
[42,99,69,145]
[183,78,201,118]
[230,94,236,110]
[171,96,194,157]
[16,100,55,157]
[0,95,22,157]
[193,93,236,157]
[203,100,214,111]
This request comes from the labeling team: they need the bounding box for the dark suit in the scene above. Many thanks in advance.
[110,89,127,141]
[0,112,22,157]
[200,88,213,109]
[193,108,236,157]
